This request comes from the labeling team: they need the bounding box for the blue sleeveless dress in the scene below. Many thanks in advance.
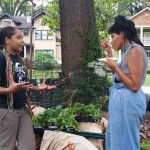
[105,42,148,150]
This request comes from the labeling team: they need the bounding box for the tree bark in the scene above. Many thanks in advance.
[59,0,96,75]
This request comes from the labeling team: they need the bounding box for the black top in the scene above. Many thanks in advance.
[0,51,27,109]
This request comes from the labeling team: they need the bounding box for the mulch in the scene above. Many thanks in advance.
[140,111,150,142]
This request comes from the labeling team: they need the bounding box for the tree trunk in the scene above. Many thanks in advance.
[59,0,96,75]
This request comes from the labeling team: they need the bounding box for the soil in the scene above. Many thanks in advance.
[140,111,150,142]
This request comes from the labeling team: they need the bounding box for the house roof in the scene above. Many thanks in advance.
[13,16,31,29]
[129,7,150,20]
[129,7,150,26]
[0,10,50,29]
[32,10,50,20]
[0,13,21,24]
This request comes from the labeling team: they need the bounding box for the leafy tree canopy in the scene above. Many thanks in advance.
[94,0,150,40]
[0,0,50,16]
[0,0,30,16]
[43,0,149,39]
[42,0,59,34]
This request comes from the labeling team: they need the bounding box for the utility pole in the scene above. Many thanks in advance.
[29,0,36,80]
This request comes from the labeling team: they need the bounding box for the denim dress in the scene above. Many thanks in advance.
[105,43,148,150]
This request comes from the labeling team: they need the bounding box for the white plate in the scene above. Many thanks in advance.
[107,57,118,61]
[98,58,107,62]
[98,57,118,62]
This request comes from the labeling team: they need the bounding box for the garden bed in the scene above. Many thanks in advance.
[140,112,150,149]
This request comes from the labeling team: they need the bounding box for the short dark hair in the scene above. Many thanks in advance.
[108,15,143,47]
[0,26,17,46]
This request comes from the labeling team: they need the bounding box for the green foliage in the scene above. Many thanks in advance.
[42,105,62,126]
[81,24,106,65]
[32,113,46,126]
[57,68,111,108]
[35,51,57,65]
[32,105,79,131]
[4,0,11,2]
[0,0,30,16]
[144,74,150,86]
[117,0,149,16]
[43,0,148,65]
[72,68,111,104]
[94,0,149,40]
[68,103,101,119]
[32,103,105,131]
[140,140,150,150]
[56,107,79,131]
[42,0,59,35]
[94,0,116,40]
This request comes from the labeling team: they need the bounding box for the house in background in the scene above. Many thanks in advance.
[129,7,150,69]
[0,10,61,64]
[0,7,149,67]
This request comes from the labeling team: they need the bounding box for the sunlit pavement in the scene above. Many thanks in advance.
[142,86,150,111]
[142,86,150,94]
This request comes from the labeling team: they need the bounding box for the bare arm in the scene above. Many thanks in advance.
[0,86,10,94]
[28,79,56,91]
[0,81,31,94]
[118,46,143,92]
[101,40,115,73]
[105,46,144,92]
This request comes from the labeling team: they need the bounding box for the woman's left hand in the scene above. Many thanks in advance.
[28,79,56,91]
[47,85,56,90]
[38,79,48,90]
[104,59,118,72]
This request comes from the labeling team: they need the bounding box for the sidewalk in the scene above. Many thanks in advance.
[142,86,150,111]
[141,86,150,94]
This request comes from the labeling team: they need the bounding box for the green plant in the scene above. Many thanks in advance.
[43,105,63,126]
[61,68,111,106]
[35,51,57,65]
[140,140,150,150]
[32,105,79,131]
[32,113,45,126]
[144,73,150,86]
[69,103,101,119]
[32,102,103,131]
[56,108,79,131]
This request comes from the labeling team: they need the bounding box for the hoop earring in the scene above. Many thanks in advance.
[122,39,126,53]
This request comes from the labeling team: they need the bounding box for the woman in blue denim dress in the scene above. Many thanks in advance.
[101,15,148,150]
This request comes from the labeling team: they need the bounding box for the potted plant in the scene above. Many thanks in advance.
[56,107,79,133]
[69,103,101,123]
[32,105,79,133]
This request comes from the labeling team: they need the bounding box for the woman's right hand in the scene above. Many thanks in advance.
[101,40,111,53]
[9,81,32,93]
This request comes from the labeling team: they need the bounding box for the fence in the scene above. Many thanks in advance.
[27,60,111,109]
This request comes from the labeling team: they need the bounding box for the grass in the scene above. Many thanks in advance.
[29,69,61,79]
[29,69,150,87]
[107,73,150,87]
[144,74,150,86]
[140,140,150,150]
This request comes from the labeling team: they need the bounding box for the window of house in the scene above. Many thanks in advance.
[42,31,47,40]
[146,50,150,60]
[144,33,150,46]
[35,30,54,40]
[23,30,29,36]
[3,20,12,26]
[35,30,41,40]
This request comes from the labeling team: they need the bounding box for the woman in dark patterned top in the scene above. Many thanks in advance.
[0,26,56,150]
